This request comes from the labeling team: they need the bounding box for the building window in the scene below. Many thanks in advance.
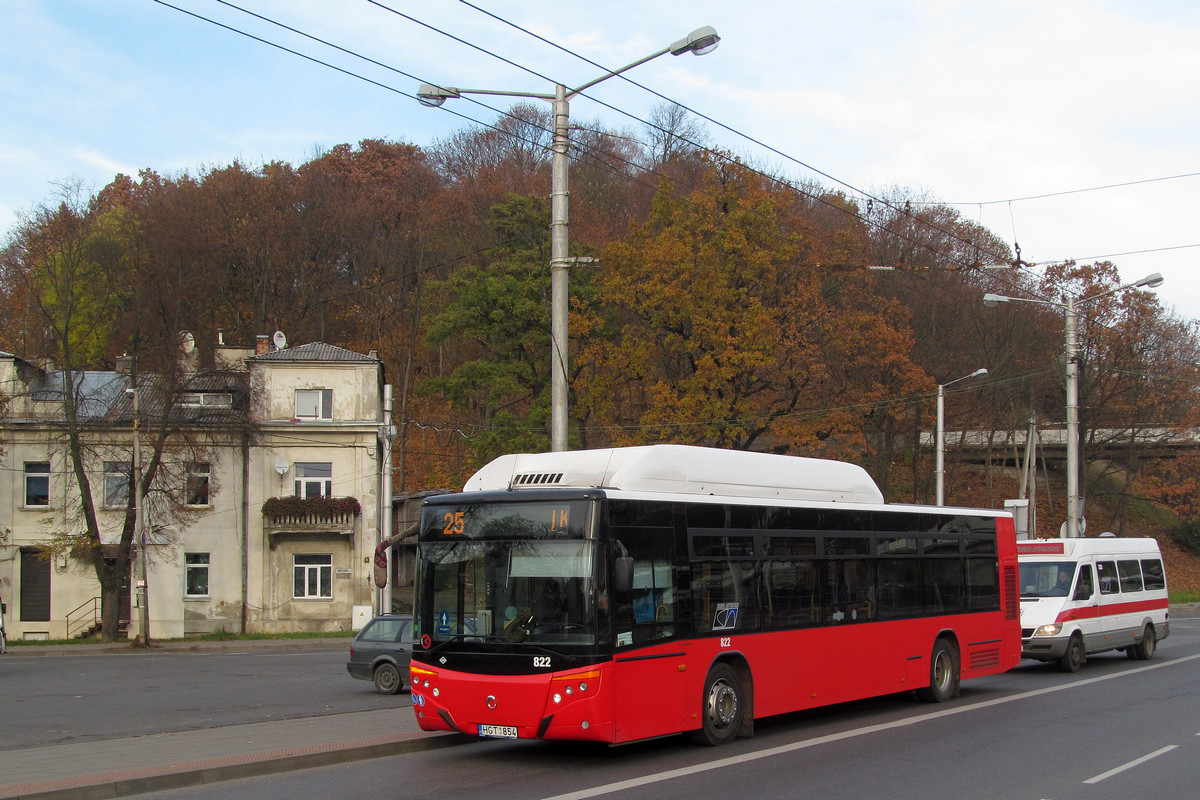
[294,554,332,599]
[294,462,333,498]
[185,553,210,597]
[104,461,130,508]
[295,389,333,421]
[24,461,51,507]
[179,392,233,408]
[186,462,211,506]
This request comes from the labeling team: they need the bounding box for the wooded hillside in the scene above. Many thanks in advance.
[4,104,1199,570]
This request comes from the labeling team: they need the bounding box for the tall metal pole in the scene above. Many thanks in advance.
[935,384,946,506]
[549,84,571,452]
[984,273,1161,539]
[1064,296,1081,538]
[131,383,149,644]
[380,384,394,614]
[934,368,986,506]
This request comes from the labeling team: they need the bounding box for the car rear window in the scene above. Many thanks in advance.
[360,618,411,643]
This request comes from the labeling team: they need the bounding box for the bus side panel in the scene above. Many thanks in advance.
[706,613,1018,722]
[612,642,692,743]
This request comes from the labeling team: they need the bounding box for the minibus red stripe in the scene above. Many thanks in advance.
[1056,597,1167,623]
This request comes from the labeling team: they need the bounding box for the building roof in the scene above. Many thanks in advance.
[248,342,378,363]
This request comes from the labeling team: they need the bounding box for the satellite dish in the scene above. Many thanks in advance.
[180,331,196,353]
[272,331,287,350]
[274,457,289,477]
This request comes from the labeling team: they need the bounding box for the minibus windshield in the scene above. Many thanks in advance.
[1019,561,1076,597]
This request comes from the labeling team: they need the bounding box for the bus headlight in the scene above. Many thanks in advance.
[1035,624,1062,636]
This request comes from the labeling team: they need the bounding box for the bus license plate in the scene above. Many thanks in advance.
[478,724,518,739]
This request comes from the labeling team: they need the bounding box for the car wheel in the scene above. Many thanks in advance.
[373,662,403,694]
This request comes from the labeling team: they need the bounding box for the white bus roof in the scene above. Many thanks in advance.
[462,445,886,505]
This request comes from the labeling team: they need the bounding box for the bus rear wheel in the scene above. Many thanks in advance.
[691,663,744,746]
[916,638,960,703]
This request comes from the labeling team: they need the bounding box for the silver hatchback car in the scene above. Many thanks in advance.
[346,613,413,694]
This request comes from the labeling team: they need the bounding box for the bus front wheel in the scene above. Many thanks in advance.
[691,663,744,746]
[917,638,960,703]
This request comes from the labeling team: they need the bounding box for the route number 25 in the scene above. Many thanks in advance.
[442,511,465,535]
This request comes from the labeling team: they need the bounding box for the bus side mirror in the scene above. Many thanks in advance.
[613,556,634,594]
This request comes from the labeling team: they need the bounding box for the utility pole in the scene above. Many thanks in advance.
[128,380,150,645]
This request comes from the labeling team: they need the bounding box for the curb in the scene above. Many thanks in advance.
[0,731,469,800]
[3,638,351,657]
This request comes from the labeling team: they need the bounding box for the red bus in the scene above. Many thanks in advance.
[410,445,1021,746]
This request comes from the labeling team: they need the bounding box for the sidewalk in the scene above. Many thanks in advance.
[0,639,467,800]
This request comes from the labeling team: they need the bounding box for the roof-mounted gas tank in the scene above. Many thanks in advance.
[462,444,884,504]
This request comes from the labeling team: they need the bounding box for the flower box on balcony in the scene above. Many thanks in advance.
[262,495,361,526]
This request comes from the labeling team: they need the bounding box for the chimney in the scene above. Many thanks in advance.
[256,335,270,355]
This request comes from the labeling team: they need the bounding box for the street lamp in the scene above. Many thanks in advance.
[983,272,1164,536]
[417,26,720,451]
[936,368,988,506]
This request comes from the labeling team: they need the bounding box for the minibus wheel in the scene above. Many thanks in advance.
[691,663,744,746]
[1129,624,1156,661]
[1058,634,1085,673]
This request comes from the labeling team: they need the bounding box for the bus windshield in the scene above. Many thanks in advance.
[1019,561,1076,597]
[419,500,603,647]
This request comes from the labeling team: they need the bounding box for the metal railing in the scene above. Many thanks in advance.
[66,597,101,639]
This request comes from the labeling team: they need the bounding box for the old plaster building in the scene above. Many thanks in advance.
[0,337,389,640]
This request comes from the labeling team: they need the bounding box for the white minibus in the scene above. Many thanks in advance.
[1018,535,1169,672]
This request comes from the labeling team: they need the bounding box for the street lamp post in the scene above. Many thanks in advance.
[936,368,988,506]
[417,26,720,452]
[983,272,1164,537]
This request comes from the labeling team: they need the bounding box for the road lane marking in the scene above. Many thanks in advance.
[1083,745,1178,784]
[540,652,1200,800]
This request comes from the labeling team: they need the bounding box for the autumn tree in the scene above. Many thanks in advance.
[419,194,601,466]
[2,185,230,641]
[579,155,932,481]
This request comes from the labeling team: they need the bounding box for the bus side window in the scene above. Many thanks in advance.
[1141,559,1166,591]
[1117,560,1144,593]
[1096,561,1120,595]
[1072,564,1095,601]
[611,527,677,644]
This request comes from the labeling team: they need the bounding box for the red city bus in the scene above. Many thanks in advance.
[410,445,1021,746]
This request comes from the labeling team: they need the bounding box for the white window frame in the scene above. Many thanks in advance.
[294,462,333,498]
[24,461,51,507]
[293,554,333,599]
[294,389,333,421]
[179,392,233,408]
[104,461,130,508]
[185,552,211,598]
[185,462,212,507]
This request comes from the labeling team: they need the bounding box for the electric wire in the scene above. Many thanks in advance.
[141,2,1191,440]
[164,0,1029,297]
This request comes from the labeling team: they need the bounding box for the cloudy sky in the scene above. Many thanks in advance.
[3,0,1198,316]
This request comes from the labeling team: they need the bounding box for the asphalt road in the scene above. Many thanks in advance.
[5,611,1199,800]
[121,609,1200,800]
[0,645,406,749]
